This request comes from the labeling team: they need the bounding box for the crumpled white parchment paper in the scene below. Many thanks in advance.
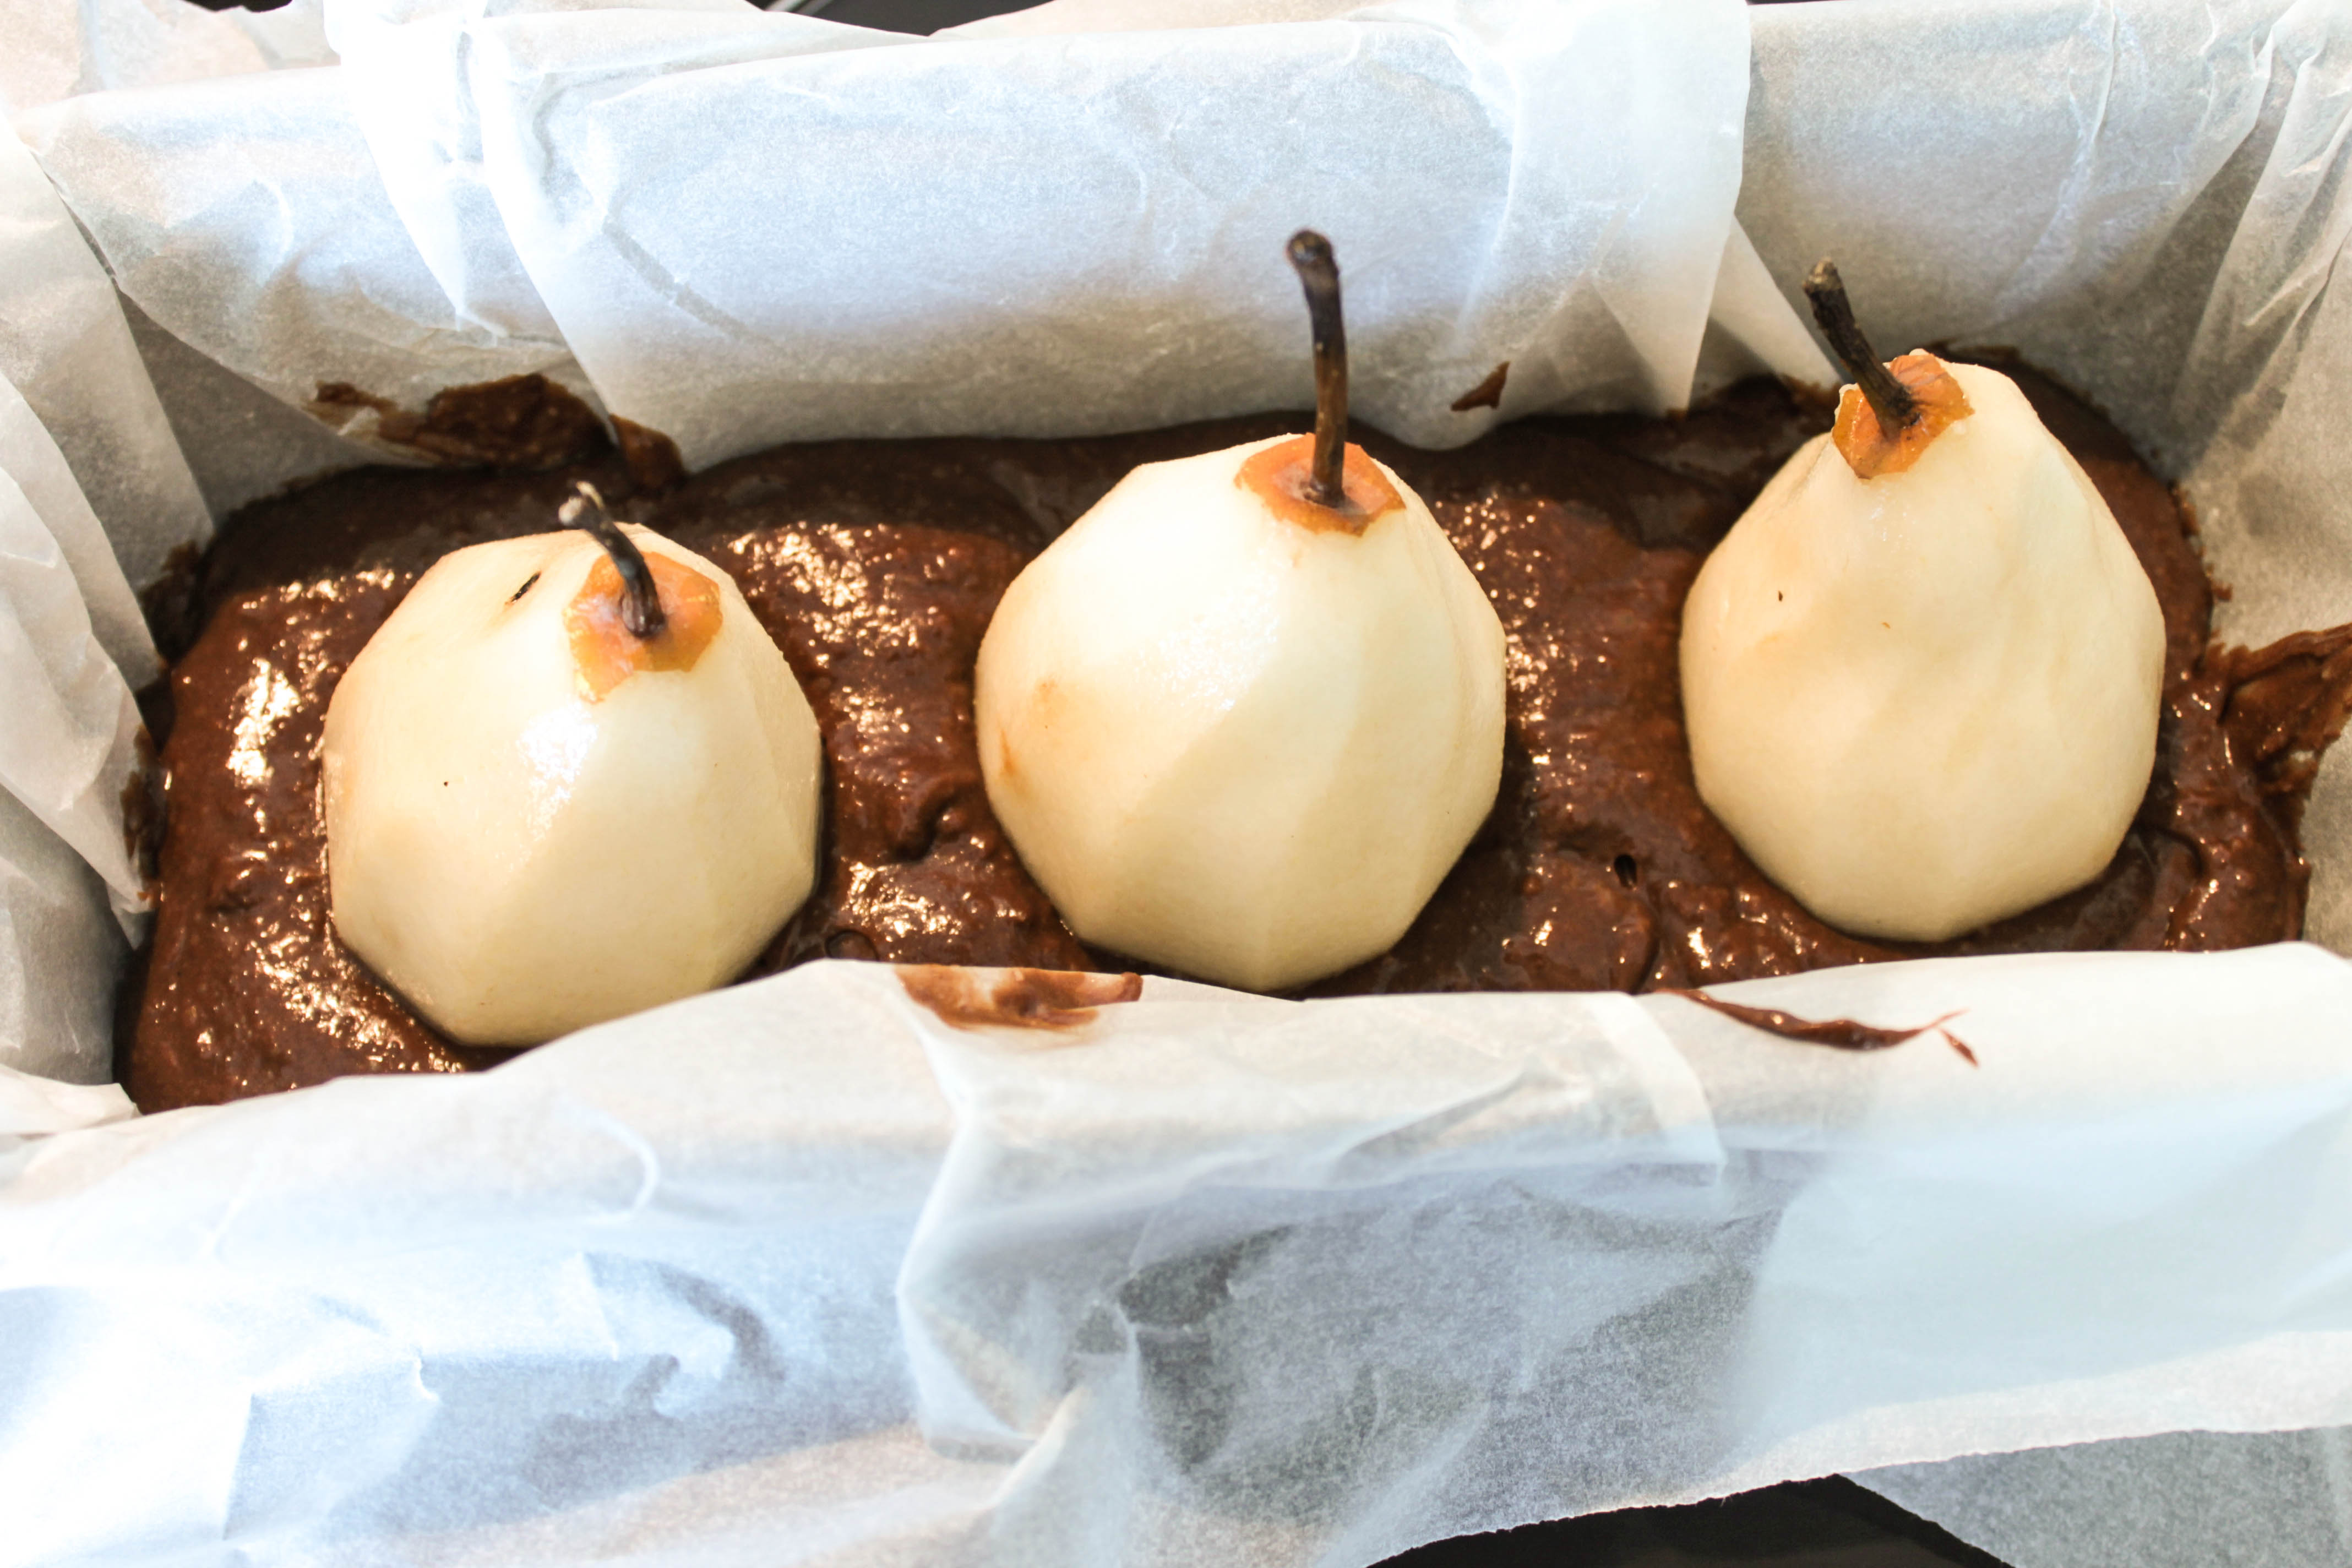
[8,950,2352,1567]
[0,0,332,118]
[0,124,209,614]
[1,1,2351,1565]
[26,0,1821,483]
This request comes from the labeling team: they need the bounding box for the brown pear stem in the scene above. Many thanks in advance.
[1803,258,1918,432]
[559,481,666,639]
[1286,230,1348,507]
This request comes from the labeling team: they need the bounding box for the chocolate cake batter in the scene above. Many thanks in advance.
[124,370,2352,1110]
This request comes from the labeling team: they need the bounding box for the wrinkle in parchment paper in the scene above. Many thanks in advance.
[321,0,749,346]
[0,459,150,932]
[1741,0,2282,470]
[15,66,593,476]
[0,791,128,1088]
[0,369,155,687]
[458,0,1761,467]
[0,127,210,606]
[8,949,2352,1568]
[0,0,333,117]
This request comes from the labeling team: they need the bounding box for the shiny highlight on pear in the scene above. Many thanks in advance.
[323,500,823,1044]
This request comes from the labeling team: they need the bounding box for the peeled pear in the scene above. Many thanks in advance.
[1679,351,2166,942]
[322,508,822,1044]
[975,432,1506,992]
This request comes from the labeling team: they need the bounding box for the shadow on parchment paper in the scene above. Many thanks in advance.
[310,1223,923,1538]
[957,1154,1819,1560]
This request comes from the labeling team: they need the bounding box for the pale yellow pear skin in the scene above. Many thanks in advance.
[322,526,823,1044]
[1680,361,2166,942]
[976,435,1506,993]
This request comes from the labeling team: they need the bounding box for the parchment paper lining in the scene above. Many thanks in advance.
[1,2,2350,1565]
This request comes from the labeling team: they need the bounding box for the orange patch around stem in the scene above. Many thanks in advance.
[1831,352,1975,479]
[564,552,725,700]
[1235,437,1404,536]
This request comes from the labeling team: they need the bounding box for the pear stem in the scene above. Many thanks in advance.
[559,481,667,639]
[1286,230,1348,507]
[1803,259,1918,432]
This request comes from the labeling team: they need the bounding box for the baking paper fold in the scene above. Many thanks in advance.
[1,0,2351,1564]
[0,120,184,1080]
[8,950,2352,1567]
[320,0,749,353]
[0,0,364,1084]
[14,66,595,485]
[0,4,277,1073]
[0,132,159,945]
[461,0,1766,468]
[0,1057,134,1137]
[0,127,209,613]
[0,790,129,1088]
[0,448,149,933]
[25,0,1818,491]
[0,0,332,118]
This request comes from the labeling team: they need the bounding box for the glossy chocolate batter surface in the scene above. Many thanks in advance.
[126,373,2352,1110]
